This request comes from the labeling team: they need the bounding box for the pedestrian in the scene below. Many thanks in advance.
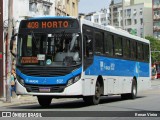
[10,69,16,97]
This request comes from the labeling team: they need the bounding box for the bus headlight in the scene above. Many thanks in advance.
[67,74,81,87]
[16,75,25,86]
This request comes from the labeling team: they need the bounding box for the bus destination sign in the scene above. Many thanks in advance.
[21,19,78,29]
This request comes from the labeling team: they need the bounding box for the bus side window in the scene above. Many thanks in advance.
[131,40,137,60]
[94,31,104,55]
[123,38,130,59]
[144,44,149,62]
[114,36,123,57]
[105,34,114,56]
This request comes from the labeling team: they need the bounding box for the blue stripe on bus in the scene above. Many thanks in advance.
[16,67,82,85]
[85,56,150,77]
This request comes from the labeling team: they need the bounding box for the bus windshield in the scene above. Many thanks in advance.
[17,32,81,67]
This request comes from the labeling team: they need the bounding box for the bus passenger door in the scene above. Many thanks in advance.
[83,35,93,71]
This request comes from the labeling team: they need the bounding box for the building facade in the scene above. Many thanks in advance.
[109,0,153,38]
[80,8,110,26]
[55,0,79,17]
[153,0,160,39]
[118,3,144,37]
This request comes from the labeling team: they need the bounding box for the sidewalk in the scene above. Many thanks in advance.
[0,95,38,107]
[0,79,160,107]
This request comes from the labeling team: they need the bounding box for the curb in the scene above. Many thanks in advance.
[0,96,38,107]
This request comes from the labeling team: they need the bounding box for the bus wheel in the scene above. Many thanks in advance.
[83,80,101,105]
[129,79,137,99]
[37,96,52,107]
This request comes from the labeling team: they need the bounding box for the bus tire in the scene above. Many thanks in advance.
[37,96,52,107]
[83,80,101,105]
[129,79,137,99]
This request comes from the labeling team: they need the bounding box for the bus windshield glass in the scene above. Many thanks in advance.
[17,32,81,67]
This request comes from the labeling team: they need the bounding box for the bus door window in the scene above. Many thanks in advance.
[83,35,93,59]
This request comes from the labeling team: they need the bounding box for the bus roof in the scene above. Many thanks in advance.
[27,16,77,20]
[80,19,150,44]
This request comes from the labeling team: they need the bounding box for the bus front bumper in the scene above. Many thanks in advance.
[15,79,83,96]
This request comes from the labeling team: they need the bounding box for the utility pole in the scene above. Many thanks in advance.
[0,0,4,97]
[6,0,13,102]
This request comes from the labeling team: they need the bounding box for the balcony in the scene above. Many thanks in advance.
[153,26,160,32]
[153,14,160,21]
[153,4,160,10]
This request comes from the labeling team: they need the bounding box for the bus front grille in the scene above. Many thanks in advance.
[25,84,66,93]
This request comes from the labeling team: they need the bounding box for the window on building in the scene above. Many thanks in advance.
[29,2,37,12]
[127,9,131,16]
[67,0,69,4]
[134,19,137,25]
[43,5,50,15]
[127,19,132,25]
[72,2,75,8]
[140,18,143,25]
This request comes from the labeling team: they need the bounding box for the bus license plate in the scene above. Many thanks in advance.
[39,87,51,92]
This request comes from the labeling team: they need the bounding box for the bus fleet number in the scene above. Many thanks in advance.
[27,22,39,29]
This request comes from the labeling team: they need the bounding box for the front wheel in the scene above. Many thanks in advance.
[37,96,52,107]
[83,81,101,105]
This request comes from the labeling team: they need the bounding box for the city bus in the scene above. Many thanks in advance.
[11,16,151,107]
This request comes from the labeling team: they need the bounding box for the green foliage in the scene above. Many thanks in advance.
[145,36,160,63]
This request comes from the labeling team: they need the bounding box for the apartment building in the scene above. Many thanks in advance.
[118,3,144,37]
[55,0,79,17]
[3,0,79,28]
[81,8,110,26]
[109,0,153,38]
[153,0,160,39]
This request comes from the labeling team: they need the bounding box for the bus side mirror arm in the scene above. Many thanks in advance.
[10,33,18,57]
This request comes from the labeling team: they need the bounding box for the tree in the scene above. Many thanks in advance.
[145,36,160,63]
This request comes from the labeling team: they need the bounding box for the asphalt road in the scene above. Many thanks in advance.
[0,85,160,119]
[0,82,160,119]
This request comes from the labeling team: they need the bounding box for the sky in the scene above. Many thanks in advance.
[78,0,111,14]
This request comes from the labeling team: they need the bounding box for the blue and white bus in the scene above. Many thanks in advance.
[12,16,151,107]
